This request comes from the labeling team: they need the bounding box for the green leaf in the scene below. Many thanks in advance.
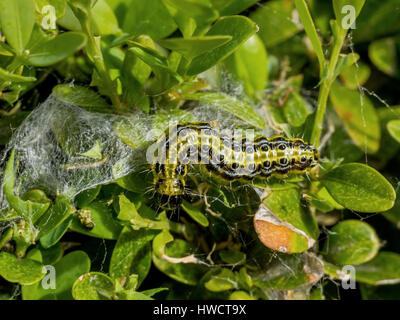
[36,196,75,240]
[329,81,380,154]
[53,84,108,108]
[22,251,91,300]
[223,34,268,101]
[152,230,206,285]
[72,272,116,300]
[91,0,120,35]
[3,149,50,223]
[211,0,258,16]
[369,37,398,77]
[321,163,396,212]
[122,36,153,84]
[333,0,366,25]
[35,0,67,19]
[256,187,318,253]
[187,16,257,75]
[161,0,219,37]
[334,53,360,79]
[376,106,400,164]
[0,0,35,55]
[127,40,183,83]
[387,120,400,143]
[219,250,246,266]
[355,252,400,285]
[122,0,177,41]
[80,140,102,159]
[294,0,325,72]
[339,60,371,89]
[181,200,209,227]
[283,90,312,127]
[39,217,73,249]
[0,252,45,285]
[110,227,159,287]
[159,36,231,60]
[204,268,237,292]
[250,0,301,47]
[0,67,36,83]
[182,92,266,129]
[70,201,122,240]
[74,186,101,209]
[229,291,256,300]
[26,32,86,66]
[323,220,380,265]
[383,186,400,228]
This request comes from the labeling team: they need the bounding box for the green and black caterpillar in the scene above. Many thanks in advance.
[152,122,319,206]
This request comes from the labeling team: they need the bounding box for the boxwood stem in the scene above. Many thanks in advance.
[310,28,347,148]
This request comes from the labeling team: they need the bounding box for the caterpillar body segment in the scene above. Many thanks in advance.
[152,122,319,202]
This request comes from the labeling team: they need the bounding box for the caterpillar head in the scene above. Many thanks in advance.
[155,178,185,210]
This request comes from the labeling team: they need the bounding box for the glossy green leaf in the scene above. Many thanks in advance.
[181,200,208,227]
[36,196,75,239]
[294,0,325,72]
[376,106,400,164]
[223,34,268,101]
[323,220,380,265]
[0,0,35,55]
[369,37,398,77]
[283,90,312,127]
[250,0,300,47]
[334,53,360,79]
[355,252,400,285]
[70,201,122,239]
[0,252,45,285]
[53,84,108,108]
[127,40,182,83]
[211,0,258,16]
[219,250,246,266]
[0,67,36,83]
[187,16,257,75]
[321,163,396,212]
[339,60,371,89]
[161,0,219,38]
[182,92,266,129]
[72,272,115,300]
[152,230,207,285]
[333,0,366,25]
[387,120,400,143]
[330,81,380,154]
[110,227,158,286]
[3,149,50,223]
[39,217,73,249]
[91,0,120,35]
[204,268,237,292]
[22,250,91,300]
[122,0,177,40]
[26,32,86,66]
[159,36,231,60]
[35,0,67,18]
[259,187,318,253]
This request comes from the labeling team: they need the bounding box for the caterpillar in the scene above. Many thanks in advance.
[151,122,319,207]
